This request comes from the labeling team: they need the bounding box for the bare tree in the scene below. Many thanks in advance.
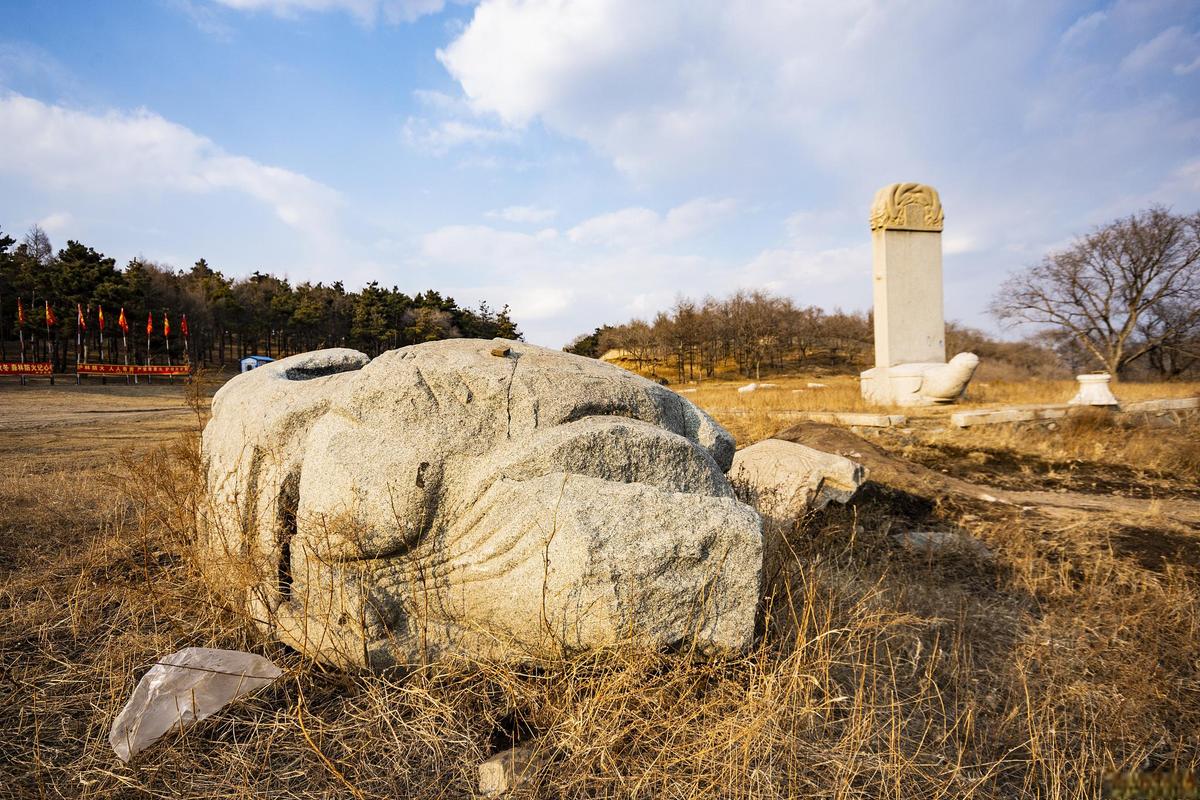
[1139,298,1200,379]
[22,225,52,267]
[991,207,1200,378]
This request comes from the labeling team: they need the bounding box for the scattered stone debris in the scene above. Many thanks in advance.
[109,648,282,762]
[478,744,542,796]
[892,529,993,560]
[728,439,866,527]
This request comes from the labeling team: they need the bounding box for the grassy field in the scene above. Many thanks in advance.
[1,372,1199,798]
[679,370,1200,448]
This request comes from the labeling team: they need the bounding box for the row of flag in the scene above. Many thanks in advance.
[14,300,188,338]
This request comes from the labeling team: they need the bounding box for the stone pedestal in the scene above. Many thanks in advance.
[860,183,978,406]
[1069,373,1119,406]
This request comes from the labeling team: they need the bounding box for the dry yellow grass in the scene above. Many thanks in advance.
[1,378,1199,798]
[671,371,1200,445]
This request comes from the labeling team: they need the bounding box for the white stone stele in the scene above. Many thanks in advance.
[1069,373,1119,406]
[860,183,979,406]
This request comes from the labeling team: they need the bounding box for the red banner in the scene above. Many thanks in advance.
[78,363,191,377]
[0,362,53,376]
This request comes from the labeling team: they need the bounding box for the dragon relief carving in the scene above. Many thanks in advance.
[869,183,944,232]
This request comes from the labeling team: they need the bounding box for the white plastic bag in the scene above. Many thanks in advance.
[110,647,282,762]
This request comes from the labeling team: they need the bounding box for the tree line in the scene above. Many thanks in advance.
[566,291,876,381]
[0,225,521,369]
[566,290,1064,383]
[568,207,1200,382]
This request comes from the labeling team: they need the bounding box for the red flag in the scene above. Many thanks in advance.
[181,314,189,337]
[118,307,128,334]
[146,311,153,337]
[17,299,25,327]
[98,305,105,331]
[163,313,170,338]
[77,303,86,331]
[45,301,56,327]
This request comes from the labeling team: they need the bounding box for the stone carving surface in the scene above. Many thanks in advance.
[861,352,980,407]
[869,183,945,232]
[198,340,763,668]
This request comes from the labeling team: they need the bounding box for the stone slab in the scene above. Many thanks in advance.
[1120,397,1199,413]
[710,410,906,427]
[951,397,1199,428]
[950,406,1069,428]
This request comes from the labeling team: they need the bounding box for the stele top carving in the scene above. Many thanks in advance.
[869,183,944,232]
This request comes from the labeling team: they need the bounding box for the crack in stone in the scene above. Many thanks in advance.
[504,353,519,439]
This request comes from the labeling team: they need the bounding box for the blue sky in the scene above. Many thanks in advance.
[1,0,1198,347]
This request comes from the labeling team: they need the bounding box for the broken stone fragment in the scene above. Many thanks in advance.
[893,529,993,559]
[478,744,541,796]
[109,648,282,762]
[727,439,867,527]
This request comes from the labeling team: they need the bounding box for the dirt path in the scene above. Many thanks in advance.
[777,422,1200,529]
[0,383,200,432]
[1002,489,1200,524]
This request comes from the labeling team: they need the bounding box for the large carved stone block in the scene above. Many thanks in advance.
[860,353,980,407]
[863,182,979,406]
[198,340,762,668]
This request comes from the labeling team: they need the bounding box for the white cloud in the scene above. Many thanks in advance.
[567,198,737,248]
[438,1,1200,201]
[740,244,870,294]
[1119,25,1198,74]
[211,0,445,24]
[1059,10,1107,49]
[430,0,1200,344]
[486,204,557,223]
[0,92,341,242]
[413,197,844,345]
[422,223,557,265]
[402,116,517,154]
[413,211,703,344]
[36,211,72,235]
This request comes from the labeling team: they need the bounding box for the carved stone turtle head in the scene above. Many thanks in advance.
[199,340,762,668]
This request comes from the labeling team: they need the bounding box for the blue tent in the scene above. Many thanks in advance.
[239,355,275,373]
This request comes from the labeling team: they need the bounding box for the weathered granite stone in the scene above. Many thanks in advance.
[198,340,762,668]
[728,439,867,526]
[479,744,540,796]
